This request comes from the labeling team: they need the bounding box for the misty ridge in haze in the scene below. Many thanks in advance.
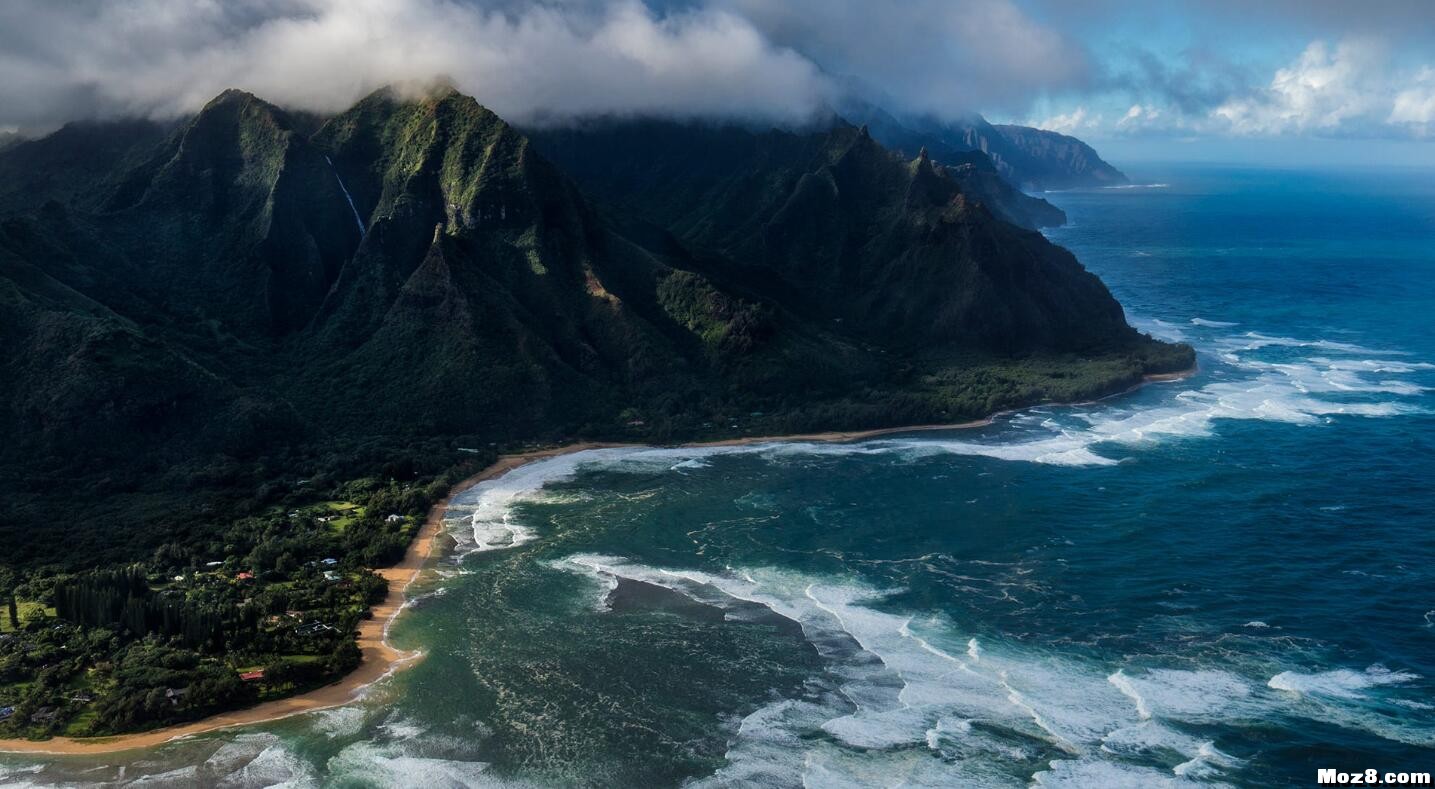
[0,0,1090,135]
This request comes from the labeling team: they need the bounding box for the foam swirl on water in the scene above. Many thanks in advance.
[548,556,1288,786]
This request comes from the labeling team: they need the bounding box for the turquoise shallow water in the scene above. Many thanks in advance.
[5,165,1434,787]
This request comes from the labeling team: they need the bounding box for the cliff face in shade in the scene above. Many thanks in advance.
[991,124,1129,190]
[835,98,1128,191]
[0,86,1189,563]
[530,119,1130,350]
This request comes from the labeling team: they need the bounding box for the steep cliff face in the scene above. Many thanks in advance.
[0,91,359,340]
[531,120,1135,352]
[835,98,1128,191]
[299,88,689,436]
[992,124,1128,189]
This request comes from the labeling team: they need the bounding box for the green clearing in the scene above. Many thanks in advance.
[0,601,56,633]
[318,501,366,531]
[60,709,99,737]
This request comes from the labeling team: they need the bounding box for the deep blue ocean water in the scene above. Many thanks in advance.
[5,165,1433,787]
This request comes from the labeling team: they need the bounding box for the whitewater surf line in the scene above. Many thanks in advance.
[326,156,366,236]
[12,336,1423,760]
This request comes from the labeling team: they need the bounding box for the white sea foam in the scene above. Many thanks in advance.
[317,714,535,789]
[548,556,1267,786]
[311,705,369,739]
[1310,357,1435,373]
[445,448,636,555]
[1173,742,1243,780]
[1108,669,1250,720]
[1224,331,1401,356]
[1190,317,1239,328]
[120,765,202,785]
[556,555,1435,783]
[1266,665,1435,746]
[1033,759,1205,788]
[436,323,1427,531]
[551,554,1424,776]
[1098,718,1242,779]
[325,741,497,788]
[549,554,622,610]
[0,764,44,789]
[1268,665,1419,699]
[202,735,274,777]
[1131,316,1188,341]
[214,741,316,788]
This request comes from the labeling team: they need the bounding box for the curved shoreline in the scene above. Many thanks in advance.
[0,367,1195,756]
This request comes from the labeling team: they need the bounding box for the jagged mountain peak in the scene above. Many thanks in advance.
[312,84,534,229]
[183,88,303,149]
[201,87,268,109]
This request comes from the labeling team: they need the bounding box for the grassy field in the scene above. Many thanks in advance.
[0,600,56,633]
[318,501,366,531]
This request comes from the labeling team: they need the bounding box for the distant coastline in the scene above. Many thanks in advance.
[0,366,1194,755]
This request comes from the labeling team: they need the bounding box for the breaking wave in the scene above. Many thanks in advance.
[548,556,1273,786]
[1268,665,1419,699]
[436,321,1429,501]
[544,555,1435,785]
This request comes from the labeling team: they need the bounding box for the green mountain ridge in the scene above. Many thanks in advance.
[528,120,1129,350]
[0,87,1190,565]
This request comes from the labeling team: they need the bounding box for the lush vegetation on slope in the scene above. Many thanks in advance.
[0,85,1188,737]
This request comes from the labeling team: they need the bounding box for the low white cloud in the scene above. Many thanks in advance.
[0,0,1098,133]
[1030,106,1101,135]
[1388,67,1435,136]
[0,0,830,130]
[1116,103,1163,129]
[1212,39,1389,135]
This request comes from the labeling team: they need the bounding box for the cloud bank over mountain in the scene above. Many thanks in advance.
[1,0,1432,143]
[0,0,830,130]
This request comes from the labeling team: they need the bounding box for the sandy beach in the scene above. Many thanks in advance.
[0,442,653,756]
[0,365,1194,756]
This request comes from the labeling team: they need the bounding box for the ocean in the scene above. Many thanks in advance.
[6,165,1433,787]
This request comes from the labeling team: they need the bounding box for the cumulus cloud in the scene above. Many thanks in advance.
[1388,67,1435,136]
[1029,106,1102,136]
[0,0,830,131]
[1115,103,1162,131]
[1212,39,1391,135]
